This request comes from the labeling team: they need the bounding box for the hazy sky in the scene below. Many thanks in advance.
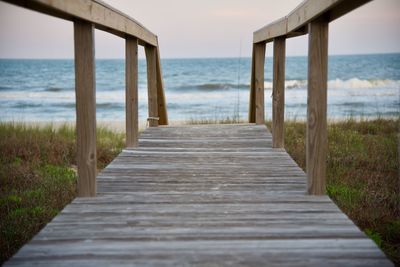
[0,0,399,58]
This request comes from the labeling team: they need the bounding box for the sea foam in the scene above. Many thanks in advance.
[262,78,400,90]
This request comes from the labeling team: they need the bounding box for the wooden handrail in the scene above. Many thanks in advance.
[2,0,169,197]
[253,0,371,43]
[250,0,373,195]
[3,0,158,46]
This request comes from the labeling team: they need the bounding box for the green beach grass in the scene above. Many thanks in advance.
[0,118,399,265]
[266,118,399,265]
[0,123,125,263]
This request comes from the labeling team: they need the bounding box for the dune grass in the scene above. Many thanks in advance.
[0,123,124,263]
[266,118,399,265]
[0,118,398,265]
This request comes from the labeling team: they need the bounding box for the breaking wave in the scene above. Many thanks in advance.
[173,78,399,92]
[263,78,400,90]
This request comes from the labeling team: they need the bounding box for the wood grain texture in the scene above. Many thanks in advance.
[307,17,328,195]
[254,42,266,125]
[3,0,158,46]
[125,37,139,148]
[74,21,97,197]
[155,44,168,125]
[254,17,287,44]
[5,124,393,266]
[272,37,286,148]
[253,0,371,43]
[145,45,158,127]
[248,44,256,123]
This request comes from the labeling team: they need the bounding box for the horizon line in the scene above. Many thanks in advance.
[0,51,399,60]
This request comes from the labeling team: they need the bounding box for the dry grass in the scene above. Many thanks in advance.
[0,123,124,264]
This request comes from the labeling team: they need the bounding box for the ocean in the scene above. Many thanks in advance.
[0,53,399,123]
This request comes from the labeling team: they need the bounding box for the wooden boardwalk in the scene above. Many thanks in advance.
[6,124,392,266]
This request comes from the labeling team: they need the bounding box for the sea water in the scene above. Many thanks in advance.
[0,53,399,123]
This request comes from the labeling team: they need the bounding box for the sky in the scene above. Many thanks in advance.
[0,0,399,59]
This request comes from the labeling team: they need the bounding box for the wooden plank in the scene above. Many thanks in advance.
[248,44,256,123]
[272,37,286,148]
[7,238,391,266]
[155,44,168,125]
[307,17,328,195]
[253,0,371,43]
[254,42,266,125]
[253,17,287,44]
[145,45,158,127]
[125,37,138,148]
[287,0,372,32]
[3,0,158,46]
[329,0,373,22]
[73,21,97,197]
[287,0,341,32]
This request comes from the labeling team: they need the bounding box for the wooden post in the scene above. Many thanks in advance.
[74,21,96,197]
[254,42,266,125]
[145,45,158,127]
[249,44,256,123]
[307,17,328,195]
[125,37,138,147]
[272,37,286,148]
[155,44,168,125]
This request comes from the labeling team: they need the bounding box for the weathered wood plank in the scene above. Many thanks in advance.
[155,44,168,125]
[8,239,390,266]
[248,44,256,123]
[253,0,372,43]
[3,0,158,46]
[254,17,287,44]
[307,17,328,195]
[272,37,286,148]
[254,43,266,125]
[145,45,158,127]
[286,0,341,32]
[125,36,138,148]
[74,21,97,197]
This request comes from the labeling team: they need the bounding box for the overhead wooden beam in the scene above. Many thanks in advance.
[253,17,287,44]
[307,17,329,195]
[3,0,158,46]
[287,0,341,32]
[272,37,286,148]
[125,36,139,147]
[74,21,97,197]
[328,0,373,21]
[253,0,371,43]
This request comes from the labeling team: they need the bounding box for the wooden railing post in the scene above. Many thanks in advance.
[155,44,168,125]
[307,17,328,195]
[249,42,266,124]
[249,44,256,123]
[74,21,97,197]
[272,37,286,148]
[125,37,139,147]
[145,45,158,127]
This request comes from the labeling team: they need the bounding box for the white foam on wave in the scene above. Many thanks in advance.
[0,79,397,104]
[0,90,147,103]
[328,78,399,89]
[264,78,400,90]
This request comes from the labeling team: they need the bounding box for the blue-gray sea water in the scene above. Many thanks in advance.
[0,53,399,122]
